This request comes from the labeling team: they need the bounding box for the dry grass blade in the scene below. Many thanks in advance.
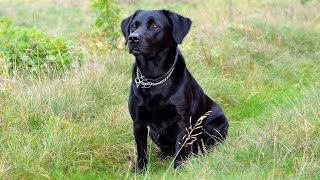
[179,111,212,147]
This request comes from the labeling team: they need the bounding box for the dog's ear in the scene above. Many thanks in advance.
[121,10,141,45]
[164,10,192,44]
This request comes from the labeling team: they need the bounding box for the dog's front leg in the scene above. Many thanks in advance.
[133,121,148,173]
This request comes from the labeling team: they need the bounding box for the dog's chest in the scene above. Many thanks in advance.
[136,95,181,127]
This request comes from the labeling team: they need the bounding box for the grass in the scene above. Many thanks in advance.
[0,0,320,179]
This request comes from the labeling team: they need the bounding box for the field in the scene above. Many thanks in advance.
[0,0,320,179]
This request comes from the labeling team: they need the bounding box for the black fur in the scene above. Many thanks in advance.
[121,10,229,172]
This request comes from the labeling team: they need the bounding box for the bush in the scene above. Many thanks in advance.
[90,0,121,50]
[0,19,83,77]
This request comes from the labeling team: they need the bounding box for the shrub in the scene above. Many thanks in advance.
[300,0,320,5]
[0,19,83,77]
[90,0,121,50]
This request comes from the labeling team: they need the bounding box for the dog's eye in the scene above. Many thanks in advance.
[131,24,136,30]
[151,23,160,30]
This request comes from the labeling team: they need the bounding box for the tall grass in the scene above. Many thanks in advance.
[0,0,319,179]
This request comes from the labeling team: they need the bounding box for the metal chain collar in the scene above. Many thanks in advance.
[134,49,178,89]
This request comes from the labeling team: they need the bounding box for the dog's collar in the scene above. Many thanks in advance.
[134,49,179,89]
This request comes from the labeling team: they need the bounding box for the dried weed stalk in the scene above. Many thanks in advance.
[179,111,212,147]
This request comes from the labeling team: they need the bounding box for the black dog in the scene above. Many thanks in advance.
[121,10,228,172]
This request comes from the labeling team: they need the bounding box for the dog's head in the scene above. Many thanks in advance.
[121,10,192,57]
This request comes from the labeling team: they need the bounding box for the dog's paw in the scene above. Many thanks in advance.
[159,151,174,160]
[173,161,184,170]
[133,164,146,173]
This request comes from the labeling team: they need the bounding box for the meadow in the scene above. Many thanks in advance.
[0,0,319,179]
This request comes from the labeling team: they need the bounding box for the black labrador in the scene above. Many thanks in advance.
[121,10,229,172]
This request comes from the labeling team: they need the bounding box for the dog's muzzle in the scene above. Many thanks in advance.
[128,33,141,43]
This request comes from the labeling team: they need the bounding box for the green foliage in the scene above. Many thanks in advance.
[300,0,320,5]
[91,0,121,50]
[0,19,82,77]
[300,0,312,5]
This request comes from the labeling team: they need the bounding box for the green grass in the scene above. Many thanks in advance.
[1,0,320,179]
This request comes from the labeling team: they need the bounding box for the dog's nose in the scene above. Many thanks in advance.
[128,33,140,43]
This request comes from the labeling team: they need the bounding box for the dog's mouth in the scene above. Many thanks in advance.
[131,49,142,56]
[129,48,155,57]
